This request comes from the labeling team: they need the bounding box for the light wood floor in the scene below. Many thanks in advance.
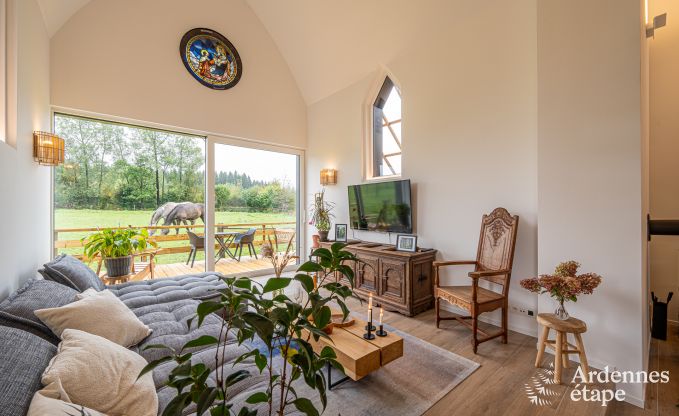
[153,256,273,278]
[606,323,679,416]
[342,296,647,416]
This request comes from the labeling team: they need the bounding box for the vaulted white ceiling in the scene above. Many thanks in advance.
[36,0,90,37]
[38,0,423,104]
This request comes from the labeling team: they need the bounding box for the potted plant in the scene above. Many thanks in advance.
[309,189,334,242]
[140,243,359,416]
[520,261,602,320]
[83,228,156,277]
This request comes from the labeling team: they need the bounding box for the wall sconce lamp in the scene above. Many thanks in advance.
[646,13,667,38]
[320,168,337,186]
[33,131,65,166]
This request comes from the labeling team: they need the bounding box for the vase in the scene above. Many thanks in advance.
[318,230,329,242]
[554,299,570,320]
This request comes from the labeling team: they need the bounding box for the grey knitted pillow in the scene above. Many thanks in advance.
[0,326,57,416]
[41,254,105,292]
[0,278,78,344]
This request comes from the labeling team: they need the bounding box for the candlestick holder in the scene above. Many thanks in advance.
[364,322,376,331]
[376,324,387,337]
[363,324,375,340]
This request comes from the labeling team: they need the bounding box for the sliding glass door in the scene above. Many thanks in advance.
[52,112,303,280]
[52,113,208,278]
[209,140,301,276]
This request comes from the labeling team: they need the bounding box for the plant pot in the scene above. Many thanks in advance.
[322,323,334,335]
[105,255,133,277]
[318,230,329,242]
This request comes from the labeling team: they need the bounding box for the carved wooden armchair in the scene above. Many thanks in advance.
[434,207,519,353]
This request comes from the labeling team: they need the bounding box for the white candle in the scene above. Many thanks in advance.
[379,307,384,325]
[368,293,373,311]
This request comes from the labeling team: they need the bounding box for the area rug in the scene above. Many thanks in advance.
[285,316,479,416]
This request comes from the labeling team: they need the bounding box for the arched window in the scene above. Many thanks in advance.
[370,77,401,178]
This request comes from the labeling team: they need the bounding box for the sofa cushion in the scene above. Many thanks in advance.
[108,272,227,309]
[154,343,269,416]
[28,382,107,416]
[128,298,225,362]
[42,329,158,416]
[0,278,78,344]
[0,326,57,416]
[36,289,152,347]
[41,254,105,292]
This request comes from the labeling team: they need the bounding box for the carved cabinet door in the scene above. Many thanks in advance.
[336,258,355,287]
[356,255,379,292]
[380,258,407,304]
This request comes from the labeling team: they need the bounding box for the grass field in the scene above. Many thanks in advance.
[55,209,296,265]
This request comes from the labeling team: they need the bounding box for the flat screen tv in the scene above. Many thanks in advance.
[348,179,412,233]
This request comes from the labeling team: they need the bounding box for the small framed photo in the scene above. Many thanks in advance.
[396,234,417,252]
[335,224,348,242]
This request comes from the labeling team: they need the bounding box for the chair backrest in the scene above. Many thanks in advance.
[187,231,205,248]
[236,228,257,244]
[475,207,519,293]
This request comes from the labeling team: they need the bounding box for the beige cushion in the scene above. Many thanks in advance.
[41,329,157,416]
[35,289,151,347]
[28,381,107,415]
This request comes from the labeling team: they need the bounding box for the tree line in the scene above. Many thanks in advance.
[54,115,295,213]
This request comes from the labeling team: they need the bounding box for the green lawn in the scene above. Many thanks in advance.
[55,209,296,265]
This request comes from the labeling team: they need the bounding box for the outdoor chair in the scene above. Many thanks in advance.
[186,231,205,268]
[233,228,258,262]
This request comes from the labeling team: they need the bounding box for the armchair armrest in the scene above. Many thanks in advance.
[468,269,511,279]
[433,260,477,287]
[433,260,477,268]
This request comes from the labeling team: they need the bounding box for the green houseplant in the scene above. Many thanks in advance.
[140,243,359,416]
[83,228,156,277]
[309,190,334,242]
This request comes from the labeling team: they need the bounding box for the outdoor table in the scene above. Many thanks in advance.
[215,230,241,261]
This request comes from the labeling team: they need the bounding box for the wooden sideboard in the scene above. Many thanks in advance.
[319,241,437,317]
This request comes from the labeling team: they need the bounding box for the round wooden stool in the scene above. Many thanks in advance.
[535,313,589,384]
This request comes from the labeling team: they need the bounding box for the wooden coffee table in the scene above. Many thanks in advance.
[305,317,403,389]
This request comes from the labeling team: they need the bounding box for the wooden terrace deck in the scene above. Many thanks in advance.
[153,255,280,278]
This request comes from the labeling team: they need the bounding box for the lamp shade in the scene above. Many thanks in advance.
[320,169,337,186]
[33,131,65,166]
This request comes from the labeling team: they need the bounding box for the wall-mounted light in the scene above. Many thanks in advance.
[33,131,65,166]
[320,168,337,186]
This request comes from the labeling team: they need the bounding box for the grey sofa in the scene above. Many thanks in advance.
[0,256,269,416]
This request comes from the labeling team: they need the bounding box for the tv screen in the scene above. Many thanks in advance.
[348,180,412,233]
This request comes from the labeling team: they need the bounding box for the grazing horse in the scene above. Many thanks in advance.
[161,202,205,235]
[148,202,181,236]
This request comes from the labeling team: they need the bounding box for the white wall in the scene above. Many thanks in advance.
[306,0,539,337]
[537,0,646,406]
[0,0,51,298]
[50,0,306,148]
[649,0,679,321]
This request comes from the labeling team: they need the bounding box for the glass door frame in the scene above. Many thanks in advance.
[205,135,305,275]
[50,106,306,277]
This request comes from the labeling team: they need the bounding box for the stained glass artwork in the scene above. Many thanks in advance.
[179,28,242,90]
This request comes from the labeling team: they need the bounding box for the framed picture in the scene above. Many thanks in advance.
[179,28,242,90]
[395,234,417,252]
[335,224,348,242]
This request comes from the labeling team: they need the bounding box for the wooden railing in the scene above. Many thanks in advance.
[53,222,297,259]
